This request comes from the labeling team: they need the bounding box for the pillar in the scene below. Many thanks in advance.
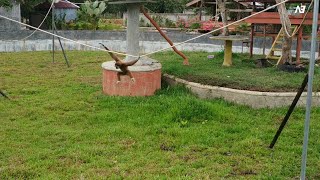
[223,40,233,66]
[126,3,140,63]
[296,26,303,64]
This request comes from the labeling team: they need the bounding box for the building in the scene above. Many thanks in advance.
[0,0,21,31]
[31,0,79,29]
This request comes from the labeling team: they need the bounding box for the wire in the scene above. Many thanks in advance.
[73,1,108,4]
[0,0,291,59]
[282,0,314,38]
[21,0,55,40]
[140,0,291,58]
[0,14,137,57]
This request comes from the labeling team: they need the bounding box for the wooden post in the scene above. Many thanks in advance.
[250,2,256,58]
[237,3,241,20]
[199,0,203,21]
[223,40,233,66]
[296,26,303,64]
[250,24,254,57]
[271,36,275,56]
[263,24,266,55]
[140,6,189,65]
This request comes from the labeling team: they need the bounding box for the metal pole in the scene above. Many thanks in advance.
[300,0,319,179]
[51,8,70,68]
[52,4,55,63]
[53,25,70,68]
[269,74,308,149]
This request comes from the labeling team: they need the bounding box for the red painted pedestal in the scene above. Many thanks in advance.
[101,60,162,96]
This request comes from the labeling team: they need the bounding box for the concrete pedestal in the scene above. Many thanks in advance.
[102,59,162,96]
[210,35,249,66]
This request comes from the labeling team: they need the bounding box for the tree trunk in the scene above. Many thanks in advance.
[275,0,292,64]
[217,0,229,36]
[199,0,203,21]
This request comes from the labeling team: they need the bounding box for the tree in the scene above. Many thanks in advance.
[216,0,229,36]
[275,0,292,64]
[145,0,189,13]
[0,0,48,19]
[0,0,12,8]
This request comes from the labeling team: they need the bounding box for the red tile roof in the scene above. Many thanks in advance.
[54,0,79,9]
[36,0,79,10]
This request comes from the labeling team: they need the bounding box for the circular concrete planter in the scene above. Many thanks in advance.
[163,74,320,109]
[102,59,161,96]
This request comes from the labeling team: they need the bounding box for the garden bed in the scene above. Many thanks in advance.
[152,51,320,92]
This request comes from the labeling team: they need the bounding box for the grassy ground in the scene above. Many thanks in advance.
[152,51,320,92]
[1,51,320,179]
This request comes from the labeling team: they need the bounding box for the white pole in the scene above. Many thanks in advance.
[300,0,319,179]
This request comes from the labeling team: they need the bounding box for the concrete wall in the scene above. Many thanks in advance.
[0,1,21,31]
[0,30,315,58]
[123,13,211,26]
[163,74,320,108]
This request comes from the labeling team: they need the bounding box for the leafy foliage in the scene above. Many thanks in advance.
[190,22,201,29]
[100,0,190,15]
[145,0,189,13]
[0,0,12,8]
[1,0,86,19]
[77,0,106,30]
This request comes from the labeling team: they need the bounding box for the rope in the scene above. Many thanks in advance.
[21,0,55,40]
[140,0,291,58]
[0,14,137,57]
[0,0,290,58]
[282,1,314,38]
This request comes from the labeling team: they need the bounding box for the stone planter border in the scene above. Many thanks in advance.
[163,74,320,108]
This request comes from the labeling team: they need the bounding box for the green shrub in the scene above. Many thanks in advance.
[139,18,146,27]
[75,21,96,30]
[98,23,122,30]
[77,0,106,30]
[190,22,201,29]
[235,23,250,35]
[152,15,164,27]
[176,18,187,29]
[164,18,176,28]
[211,29,221,36]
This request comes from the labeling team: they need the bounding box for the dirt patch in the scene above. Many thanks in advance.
[181,74,299,92]
[160,143,175,151]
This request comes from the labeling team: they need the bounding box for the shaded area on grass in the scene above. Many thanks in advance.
[152,51,320,92]
[1,51,320,179]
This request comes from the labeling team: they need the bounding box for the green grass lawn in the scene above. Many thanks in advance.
[152,51,320,92]
[1,51,320,179]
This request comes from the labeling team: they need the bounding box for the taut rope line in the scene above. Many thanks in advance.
[0,14,136,57]
[0,0,290,58]
[20,0,55,40]
[140,0,291,58]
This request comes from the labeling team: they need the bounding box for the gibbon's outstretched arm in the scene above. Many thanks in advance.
[123,57,140,66]
[99,43,121,62]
